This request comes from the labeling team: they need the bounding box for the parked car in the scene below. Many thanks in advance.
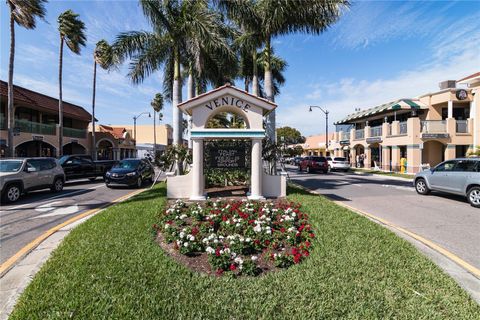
[0,158,65,203]
[299,156,328,173]
[105,158,155,188]
[59,154,117,181]
[326,156,351,172]
[293,156,304,166]
[414,158,480,207]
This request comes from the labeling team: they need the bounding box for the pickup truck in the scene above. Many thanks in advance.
[59,154,117,181]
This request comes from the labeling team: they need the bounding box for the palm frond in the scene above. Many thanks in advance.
[9,0,47,29]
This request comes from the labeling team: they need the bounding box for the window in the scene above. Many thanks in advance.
[26,159,44,171]
[454,160,478,172]
[334,157,346,161]
[435,161,456,172]
[39,159,56,170]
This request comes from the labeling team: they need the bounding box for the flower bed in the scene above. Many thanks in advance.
[153,199,315,276]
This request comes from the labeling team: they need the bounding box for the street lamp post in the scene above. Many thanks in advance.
[309,106,329,156]
[133,112,151,156]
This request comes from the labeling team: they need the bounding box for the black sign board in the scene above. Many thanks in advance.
[366,137,382,144]
[340,140,350,146]
[32,135,44,141]
[210,147,246,168]
[456,89,468,100]
[422,133,449,139]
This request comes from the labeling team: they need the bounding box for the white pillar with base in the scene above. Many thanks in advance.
[248,138,264,200]
[190,138,205,200]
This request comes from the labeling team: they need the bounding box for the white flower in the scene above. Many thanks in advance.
[253,225,262,233]
[164,224,170,229]
[183,242,189,247]
[251,256,258,262]
[236,223,241,227]
[206,247,215,254]
[179,232,185,239]
[246,238,251,242]
[234,257,244,264]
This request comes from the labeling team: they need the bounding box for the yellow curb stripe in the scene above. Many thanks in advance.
[0,188,145,276]
[290,182,480,279]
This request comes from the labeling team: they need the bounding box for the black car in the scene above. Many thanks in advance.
[105,158,155,188]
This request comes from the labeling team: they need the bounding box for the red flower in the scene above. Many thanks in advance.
[280,227,286,233]
[305,241,311,248]
[264,240,270,246]
[222,216,228,222]
[309,233,315,238]
[298,224,305,232]
[303,250,310,257]
[293,254,301,264]
[191,227,199,236]
[292,248,299,255]
[216,269,224,276]
[215,248,221,257]
[230,264,237,271]
[248,219,255,225]
[254,239,261,245]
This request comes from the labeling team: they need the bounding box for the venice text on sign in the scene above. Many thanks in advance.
[204,95,251,112]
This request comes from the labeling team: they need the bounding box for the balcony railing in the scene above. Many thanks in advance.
[421,120,446,133]
[355,129,364,139]
[370,126,382,137]
[399,121,408,134]
[63,127,87,138]
[15,119,56,135]
[342,131,350,141]
[456,120,468,133]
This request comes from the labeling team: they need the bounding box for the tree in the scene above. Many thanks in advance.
[7,0,47,157]
[91,39,117,160]
[58,9,86,156]
[150,93,164,152]
[276,126,305,145]
[113,0,234,174]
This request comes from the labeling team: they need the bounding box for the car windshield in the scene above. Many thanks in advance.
[311,157,326,162]
[0,160,23,172]
[114,160,140,169]
[334,157,346,161]
[58,155,69,165]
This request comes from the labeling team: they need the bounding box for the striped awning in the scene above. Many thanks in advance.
[335,99,427,124]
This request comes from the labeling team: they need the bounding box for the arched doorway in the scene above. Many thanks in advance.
[15,140,56,157]
[63,142,86,155]
[97,139,114,160]
[369,143,381,168]
[422,140,445,168]
[353,144,365,168]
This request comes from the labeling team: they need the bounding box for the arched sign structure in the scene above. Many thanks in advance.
[167,84,287,200]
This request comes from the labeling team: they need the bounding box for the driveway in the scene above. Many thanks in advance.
[288,167,480,269]
[0,179,147,264]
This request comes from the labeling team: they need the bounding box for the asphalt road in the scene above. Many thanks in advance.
[0,178,146,264]
[288,166,480,269]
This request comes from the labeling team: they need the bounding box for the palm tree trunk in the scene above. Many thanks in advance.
[187,71,194,149]
[153,110,156,152]
[7,6,15,157]
[244,78,250,92]
[264,35,277,174]
[91,60,97,160]
[172,46,183,174]
[58,36,64,157]
[252,50,259,97]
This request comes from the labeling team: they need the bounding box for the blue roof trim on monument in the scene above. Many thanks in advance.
[191,130,265,138]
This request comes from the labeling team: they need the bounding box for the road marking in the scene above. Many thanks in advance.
[381,184,415,192]
[0,184,104,213]
[35,201,65,212]
[0,188,146,276]
[290,182,480,279]
[32,205,79,219]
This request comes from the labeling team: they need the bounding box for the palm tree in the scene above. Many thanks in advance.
[7,0,47,157]
[57,9,86,156]
[150,93,164,153]
[220,0,349,142]
[91,39,116,160]
[113,0,234,173]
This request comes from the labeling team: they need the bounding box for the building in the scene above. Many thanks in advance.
[112,124,173,147]
[0,81,137,160]
[0,80,91,157]
[331,72,479,173]
[291,133,335,157]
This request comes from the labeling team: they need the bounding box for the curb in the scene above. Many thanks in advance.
[0,188,145,277]
[351,170,414,181]
[289,182,480,279]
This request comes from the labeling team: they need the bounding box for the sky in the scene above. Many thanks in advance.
[1,0,479,137]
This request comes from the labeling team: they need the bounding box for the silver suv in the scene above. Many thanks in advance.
[0,158,65,203]
[414,158,480,207]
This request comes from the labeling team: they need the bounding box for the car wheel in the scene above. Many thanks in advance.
[105,183,112,188]
[298,165,302,172]
[136,177,143,188]
[51,178,64,192]
[467,187,480,208]
[3,184,21,203]
[306,166,311,173]
[415,178,430,195]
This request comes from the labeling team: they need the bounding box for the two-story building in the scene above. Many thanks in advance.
[1,80,91,157]
[331,72,479,173]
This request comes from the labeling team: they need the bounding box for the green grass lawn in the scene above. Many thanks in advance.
[10,183,479,319]
[351,168,414,179]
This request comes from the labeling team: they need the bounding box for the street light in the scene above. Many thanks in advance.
[133,111,151,144]
[309,106,329,155]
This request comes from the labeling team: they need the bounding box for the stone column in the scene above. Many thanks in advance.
[365,146,372,169]
[447,100,453,119]
[391,146,401,172]
[190,138,205,200]
[445,144,456,161]
[407,145,421,173]
[382,146,391,171]
[248,138,264,200]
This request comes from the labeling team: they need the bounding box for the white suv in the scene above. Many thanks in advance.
[326,157,351,172]
[0,158,65,203]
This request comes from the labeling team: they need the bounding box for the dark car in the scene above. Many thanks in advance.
[293,157,303,166]
[105,158,155,188]
[299,156,328,173]
[59,154,117,181]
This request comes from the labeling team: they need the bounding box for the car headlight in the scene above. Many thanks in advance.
[105,172,111,177]
[126,172,137,176]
